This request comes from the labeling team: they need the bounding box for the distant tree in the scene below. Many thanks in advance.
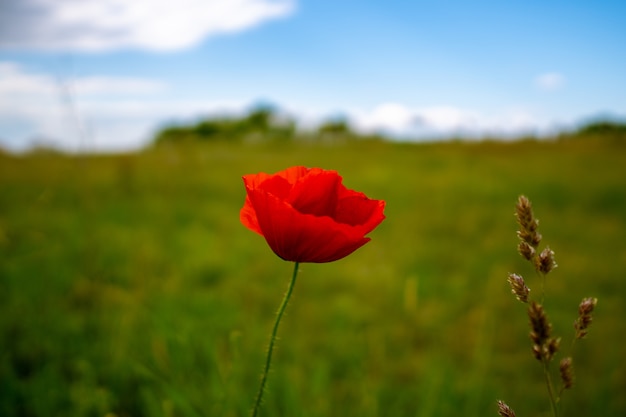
[152,104,296,146]
[576,120,626,137]
[244,107,272,131]
[194,120,224,139]
[316,118,354,142]
[558,120,626,144]
[154,125,198,144]
[241,105,296,142]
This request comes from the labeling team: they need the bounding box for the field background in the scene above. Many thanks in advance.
[1,136,625,417]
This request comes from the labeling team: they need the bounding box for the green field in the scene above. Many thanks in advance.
[1,137,625,417]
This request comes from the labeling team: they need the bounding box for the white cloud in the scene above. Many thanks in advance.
[0,0,295,52]
[71,76,166,95]
[0,62,175,151]
[0,62,166,95]
[349,103,477,135]
[0,63,567,153]
[365,103,417,131]
[347,103,542,139]
[0,62,54,94]
[535,72,566,91]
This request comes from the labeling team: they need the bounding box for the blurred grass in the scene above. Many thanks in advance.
[1,137,625,417]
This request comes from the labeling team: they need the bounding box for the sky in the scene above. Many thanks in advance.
[0,0,625,152]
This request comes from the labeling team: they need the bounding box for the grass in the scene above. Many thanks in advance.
[1,137,625,417]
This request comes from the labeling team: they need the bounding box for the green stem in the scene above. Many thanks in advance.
[542,358,559,417]
[531,252,547,303]
[251,262,300,417]
[536,270,558,416]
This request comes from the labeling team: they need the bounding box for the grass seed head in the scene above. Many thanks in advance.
[575,297,598,339]
[515,195,542,248]
[528,301,553,361]
[517,241,536,261]
[560,357,574,389]
[497,400,517,417]
[546,337,561,361]
[535,247,557,274]
[507,273,530,303]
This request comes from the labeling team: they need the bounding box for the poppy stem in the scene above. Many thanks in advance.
[251,261,300,417]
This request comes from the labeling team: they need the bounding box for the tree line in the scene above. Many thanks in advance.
[152,105,626,146]
[153,105,370,145]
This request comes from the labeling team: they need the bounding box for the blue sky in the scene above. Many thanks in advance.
[1,0,625,151]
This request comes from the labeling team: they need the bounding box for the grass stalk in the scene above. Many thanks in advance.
[251,262,300,417]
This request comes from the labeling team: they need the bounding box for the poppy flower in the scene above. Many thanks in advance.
[240,166,386,263]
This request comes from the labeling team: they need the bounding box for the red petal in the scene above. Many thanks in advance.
[335,192,386,231]
[286,168,341,217]
[240,195,262,235]
[273,166,310,185]
[241,166,386,263]
[247,187,374,263]
[240,167,309,234]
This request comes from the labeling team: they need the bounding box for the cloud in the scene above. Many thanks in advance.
[349,103,475,136]
[0,61,176,151]
[534,72,566,91]
[71,76,167,95]
[0,0,295,52]
[347,103,539,139]
[0,63,562,153]
[0,62,166,95]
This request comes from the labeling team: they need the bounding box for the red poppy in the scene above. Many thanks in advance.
[240,166,386,263]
